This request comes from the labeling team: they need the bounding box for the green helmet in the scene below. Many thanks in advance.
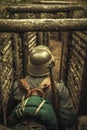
[28,45,55,77]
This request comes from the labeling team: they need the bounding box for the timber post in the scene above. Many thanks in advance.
[19,33,29,77]
[35,13,43,45]
[60,9,74,82]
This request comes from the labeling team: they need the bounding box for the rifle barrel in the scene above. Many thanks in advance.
[48,64,59,115]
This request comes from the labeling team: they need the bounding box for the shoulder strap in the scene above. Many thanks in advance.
[18,79,30,94]
[18,77,51,97]
[38,77,51,94]
[37,77,51,97]
[39,77,51,89]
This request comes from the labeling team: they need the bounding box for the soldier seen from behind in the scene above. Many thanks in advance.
[6,45,77,130]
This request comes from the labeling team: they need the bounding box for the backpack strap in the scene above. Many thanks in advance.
[18,79,30,93]
[18,77,51,98]
[39,77,51,90]
[38,77,51,96]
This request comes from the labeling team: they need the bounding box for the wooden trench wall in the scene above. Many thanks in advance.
[0,3,87,128]
[0,31,37,124]
[62,31,87,114]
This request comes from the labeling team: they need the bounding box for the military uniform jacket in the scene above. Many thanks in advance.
[7,75,77,129]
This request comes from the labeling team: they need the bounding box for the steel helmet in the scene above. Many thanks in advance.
[28,45,55,77]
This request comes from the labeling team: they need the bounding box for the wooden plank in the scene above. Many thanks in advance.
[7,5,84,13]
[71,47,84,67]
[72,33,86,51]
[74,32,87,43]
[33,1,77,4]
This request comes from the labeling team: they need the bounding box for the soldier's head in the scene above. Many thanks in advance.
[28,45,55,77]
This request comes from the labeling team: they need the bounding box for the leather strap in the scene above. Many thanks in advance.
[18,77,51,98]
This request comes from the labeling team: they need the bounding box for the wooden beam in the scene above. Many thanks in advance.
[33,1,78,4]
[0,19,87,32]
[6,4,84,13]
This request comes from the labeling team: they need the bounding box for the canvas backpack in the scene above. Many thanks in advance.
[8,78,58,130]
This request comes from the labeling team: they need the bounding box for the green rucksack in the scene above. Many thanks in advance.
[9,95,57,130]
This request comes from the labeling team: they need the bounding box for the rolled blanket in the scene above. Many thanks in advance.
[9,95,57,130]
